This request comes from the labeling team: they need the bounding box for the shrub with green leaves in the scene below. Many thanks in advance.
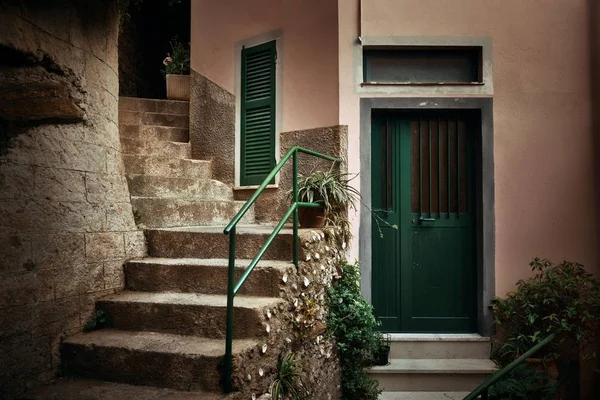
[492,257,600,363]
[491,258,600,399]
[488,364,557,400]
[326,260,382,400]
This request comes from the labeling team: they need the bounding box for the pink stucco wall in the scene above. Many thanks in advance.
[190,0,339,133]
[340,0,598,296]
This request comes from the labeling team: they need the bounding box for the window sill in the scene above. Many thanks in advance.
[234,184,279,191]
[361,81,485,87]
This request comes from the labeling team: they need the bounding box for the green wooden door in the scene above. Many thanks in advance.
[371,112,477,333]
[240,40,276,186]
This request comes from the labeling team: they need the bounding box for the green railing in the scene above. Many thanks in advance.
[463,333,556,400]
[222,146,341,392]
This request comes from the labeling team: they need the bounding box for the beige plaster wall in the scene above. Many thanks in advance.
[339,0,598,296]
[191,0,339,133]
[0,1,145,397]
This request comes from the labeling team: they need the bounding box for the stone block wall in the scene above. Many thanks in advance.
[235,125,349,222]
[0,1,144,398]
[227,229,343,400]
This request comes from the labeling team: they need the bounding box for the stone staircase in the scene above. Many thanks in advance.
[370,334,496,400]
[118,98,252,228]
[23,97,293,399]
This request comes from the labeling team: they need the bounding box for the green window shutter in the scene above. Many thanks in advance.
[240,40,276,186]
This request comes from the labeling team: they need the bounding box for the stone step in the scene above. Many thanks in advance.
[120,138,191,159]
[145,225,294,260]
[119,110,189,128]
[389,334,491,359]
[126,258,293,297]
[61,330,256,391]
[131,198,253,228]
[123,155,212,179]
[126,175,233,201]
[21,378,222,400]
[119,97,189,115]
[97,291,282,339]
[119,125,189,142]
[379,391,470,400]
[368,359,496,392]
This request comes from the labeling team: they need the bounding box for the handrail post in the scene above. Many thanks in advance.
[224,227,236,393]
[292,150,299,268]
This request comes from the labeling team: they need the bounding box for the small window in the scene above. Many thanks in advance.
[363,46,483,85]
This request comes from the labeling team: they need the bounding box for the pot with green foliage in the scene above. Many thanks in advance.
[162,37,190,100]
[295,170,360,229]
[373,334,391,366]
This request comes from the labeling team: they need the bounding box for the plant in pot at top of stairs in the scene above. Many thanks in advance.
[162,37,190,101]
[295,169,360,231]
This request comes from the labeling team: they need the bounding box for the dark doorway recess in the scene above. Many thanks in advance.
[118,0,190,99]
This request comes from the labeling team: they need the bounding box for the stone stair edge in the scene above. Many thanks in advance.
[98,290,285,309]
[126,257,293,268]
[62,329,257,355]
[119,123,189,131]
[142,225,294,234]
[120,96,189,105]
[20,378,224,400]
[388,333,490,342]
[123,154,209,164]
[368,358,498,374]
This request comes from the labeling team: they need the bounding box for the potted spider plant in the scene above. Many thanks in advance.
[162,37,190,100]
[295,170,360,228]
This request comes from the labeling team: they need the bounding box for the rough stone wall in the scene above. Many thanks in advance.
[235,126,349,222]
[0,1,145,398]
[190,70,236,185]
[227,229,343,400]
[190,70,348,222]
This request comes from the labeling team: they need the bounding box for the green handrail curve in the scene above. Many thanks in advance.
[222,146,341,393]
[463,333,556,400]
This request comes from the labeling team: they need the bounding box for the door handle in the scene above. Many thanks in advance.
[419,216,435,222]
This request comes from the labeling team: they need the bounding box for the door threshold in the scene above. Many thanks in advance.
[387,333,489,342]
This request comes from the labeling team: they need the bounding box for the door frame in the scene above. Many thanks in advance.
[359,97,495,336]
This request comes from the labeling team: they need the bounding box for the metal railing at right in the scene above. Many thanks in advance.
[463,333,556,400]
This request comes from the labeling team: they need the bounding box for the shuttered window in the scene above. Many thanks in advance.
[240,40,276,186]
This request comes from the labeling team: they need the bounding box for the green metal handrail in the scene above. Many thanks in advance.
[463,333,556,400]
[222,146,341,392]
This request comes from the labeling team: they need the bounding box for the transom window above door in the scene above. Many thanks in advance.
[363,46,483,85]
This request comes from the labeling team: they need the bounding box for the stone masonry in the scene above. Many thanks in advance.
[0,1,145,398]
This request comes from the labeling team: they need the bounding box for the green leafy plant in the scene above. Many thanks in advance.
[162,37,190,75]
[492,258,600,398]
[488,364,557,400]
[492,258,600,363]
[294,169,360,244]
[84,309,107,331]
[372,333,391,365]
[326,260,382,400]
[297,170,360,215]
[270,352,306,400]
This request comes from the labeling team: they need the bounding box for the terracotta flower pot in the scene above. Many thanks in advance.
[298,207,325,228]
[166,74,190,101]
